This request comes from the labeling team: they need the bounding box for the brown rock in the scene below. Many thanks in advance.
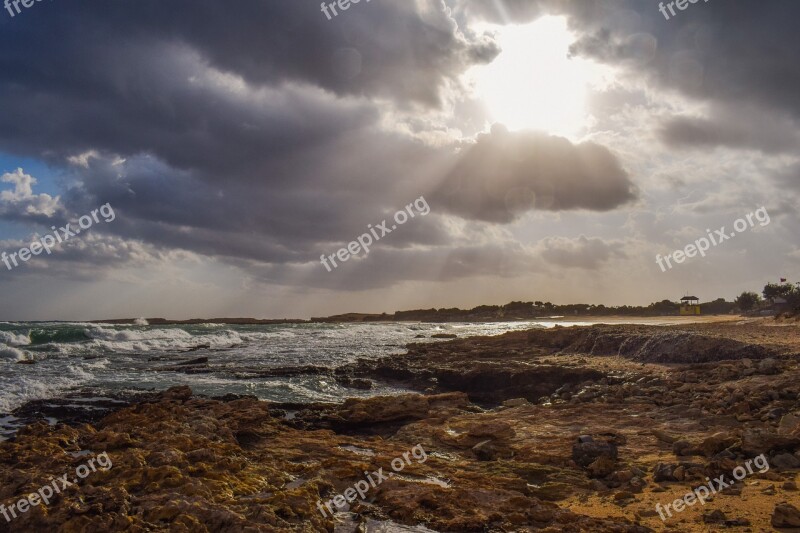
[700,432,738,457]
[772,502,800,528]
[587,456,617,478]
[779,413,800,435]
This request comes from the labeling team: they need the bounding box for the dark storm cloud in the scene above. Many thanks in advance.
[0,0,497,177]
[431,126,637,223]
[0,0,641,291]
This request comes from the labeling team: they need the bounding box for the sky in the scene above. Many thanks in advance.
[0,0,798,320]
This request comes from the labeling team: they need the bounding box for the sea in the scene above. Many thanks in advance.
[0,320,590,533]
[0,318,685,439]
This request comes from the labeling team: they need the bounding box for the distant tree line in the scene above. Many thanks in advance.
[735,282,800,313]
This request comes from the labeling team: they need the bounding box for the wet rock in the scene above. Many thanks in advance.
[160,386,193,401]
[431,333,457,339]
[337,377,374,390]
[173,356,209,366]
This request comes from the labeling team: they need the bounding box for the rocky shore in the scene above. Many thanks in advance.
[1,320,800,531]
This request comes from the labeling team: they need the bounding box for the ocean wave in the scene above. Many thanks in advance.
[0,331,31,347]
[84,326,243,353]
[0,345,28,362]
[29,327,90,345]
[0,366,96,412]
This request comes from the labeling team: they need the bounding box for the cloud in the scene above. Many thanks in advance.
[431,126,638,223]
[0,168,62,220]
[658,106,800,154]
[535,235,627,269]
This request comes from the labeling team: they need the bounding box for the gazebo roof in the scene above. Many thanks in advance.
[680,296,699,301]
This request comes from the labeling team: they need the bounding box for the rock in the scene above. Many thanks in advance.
[772,502,800,528]
[772,453,800,470]
[466,420,516,441]
[703,510,727,524]
[472,440,498,461]
[779,413,800,435]
[572,437,618,469]
[609,469,633,484]
[700,432,738,457]
[651,429,677,444]
[527,482,574,501]
[629,477,646,492]
[741,429,800,456]
[160,386,193,401]
[613,491,634,501]
[339,392,468,424]
[672,465,686,481]
[173,356,209,366]
[587,456,617,478]
[672,439,699,456]
[502,398,530,408]
[783,480,798,491]
[431,333,457,339]
[723,518,751,527]
[758,358,780,375]
[338,377,374,390]
[653,463,677,482]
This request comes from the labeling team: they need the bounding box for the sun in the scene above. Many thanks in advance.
[468,16,609,139]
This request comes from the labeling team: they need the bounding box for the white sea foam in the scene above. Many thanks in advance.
[0,331,31,346]
[83,326,243,352]
[0,365,96,412]
[0,345,28,361]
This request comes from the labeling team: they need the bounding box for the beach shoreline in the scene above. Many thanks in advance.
[1,319,799,531]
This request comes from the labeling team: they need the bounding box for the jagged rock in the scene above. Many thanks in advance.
[700,432,738,457]
[572,436,618,469]
[653,463,678,482]
[741,429,800,456]
[771,453,800,470]
[772,502,800,528]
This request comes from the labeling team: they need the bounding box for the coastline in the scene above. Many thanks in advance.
[1,319,799,531]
